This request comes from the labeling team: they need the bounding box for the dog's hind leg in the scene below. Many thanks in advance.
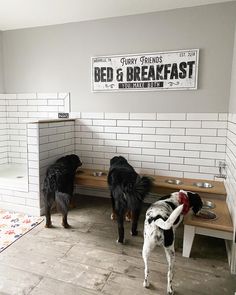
[142,236,156,288]
[68,179,76,209]
[110,193,116,221]
[55,192,71,228]
[116,210,125,243]
[164,243,175,295]
[131,208,141,236]
[44,192,54,228]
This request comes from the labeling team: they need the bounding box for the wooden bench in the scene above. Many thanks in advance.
[183,197,233,255]
[182,195,235,274]
[75,168,227,198]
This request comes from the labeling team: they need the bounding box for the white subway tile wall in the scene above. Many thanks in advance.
[0,94,8,165]
[38,120,75,211]
[75,113,227,180]
[225,113,236,274]
[0,109,231,216]
[0,93,70,164]
[226,113,236,225]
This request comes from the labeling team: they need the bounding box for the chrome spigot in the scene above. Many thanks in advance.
[214,161,227,179]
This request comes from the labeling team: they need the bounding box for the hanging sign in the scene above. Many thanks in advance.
[91,49,199,92]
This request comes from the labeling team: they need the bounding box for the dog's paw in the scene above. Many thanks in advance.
[167,287,174,295]
[116,239,125,244]
[131,230,138,236]
[143,279,150,288]
[45,223,53,228]
[62,223,71,229]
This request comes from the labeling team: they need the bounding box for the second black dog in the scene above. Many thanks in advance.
[108,156,152,243]
[43,154,82,228]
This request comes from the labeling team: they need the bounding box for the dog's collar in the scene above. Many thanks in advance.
[178,191,190,215]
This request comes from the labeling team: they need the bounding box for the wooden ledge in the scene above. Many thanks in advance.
[184,198,233,233]
[154,175,226,196]
[75,169,108,189]
[75,168,226,196]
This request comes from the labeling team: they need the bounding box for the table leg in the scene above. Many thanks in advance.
[183,225,195,258]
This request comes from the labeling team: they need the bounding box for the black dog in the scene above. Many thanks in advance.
[43,154,82,228]
[108,156,152,243]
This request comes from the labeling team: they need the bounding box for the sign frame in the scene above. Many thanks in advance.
[91,49,199,92]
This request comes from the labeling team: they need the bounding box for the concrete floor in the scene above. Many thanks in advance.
[0,195,235,295]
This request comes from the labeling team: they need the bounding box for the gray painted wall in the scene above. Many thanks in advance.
[0,31,4,92]
[2,2,236,113]
[229,24,236,113]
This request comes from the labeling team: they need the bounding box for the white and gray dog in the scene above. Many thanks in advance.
[142,190,202,295]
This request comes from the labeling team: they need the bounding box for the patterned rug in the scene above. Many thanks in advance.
[0,208,43,253]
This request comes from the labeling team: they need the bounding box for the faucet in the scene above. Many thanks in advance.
[215,161,227,179]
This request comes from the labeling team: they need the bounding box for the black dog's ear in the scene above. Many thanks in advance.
[69,154,82,170]
[110,156,128,166]
[187,192,203,214]
[110,156,120,166]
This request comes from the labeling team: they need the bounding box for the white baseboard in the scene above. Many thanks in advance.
[0,201,41,216]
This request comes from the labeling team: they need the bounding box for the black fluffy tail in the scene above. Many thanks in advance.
[55,192,70,214]
[134,176,152,198]
[125,176,152,209]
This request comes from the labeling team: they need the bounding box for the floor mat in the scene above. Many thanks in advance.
[0,208,43,252]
